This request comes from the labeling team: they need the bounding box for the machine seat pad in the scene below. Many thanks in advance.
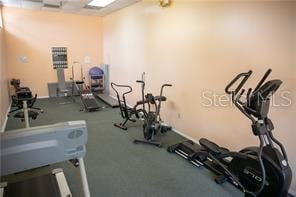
[75,80,84,85]
[154,96,167,102]
[199,138,228,155]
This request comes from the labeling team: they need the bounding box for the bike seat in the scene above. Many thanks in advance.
[75,80,85,85]
[154,96,167,102]
[145,94,155,104]
[199,138,229,155]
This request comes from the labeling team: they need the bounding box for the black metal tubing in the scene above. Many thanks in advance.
[234,89,256,123]
[225,70,252,96]
[254,69,272,92]
[111,82,133,119]
[111,82,133,97]
[136,80,146,112]
[268,130,288,161]
[157,84,172,117]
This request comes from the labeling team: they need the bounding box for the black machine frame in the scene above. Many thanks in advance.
[8,79,43,127]
[111,79,172,147]
[71,62,101,112]
[133,81,172,147]
[111,82,144,130]
[168,69,292,196]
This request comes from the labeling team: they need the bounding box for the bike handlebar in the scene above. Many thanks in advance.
[160,84,172,97]
[111,82,133,96]
[136,80,145,84]
[162,84,172,87]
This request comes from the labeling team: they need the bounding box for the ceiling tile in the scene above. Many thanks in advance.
[1,0,142,16]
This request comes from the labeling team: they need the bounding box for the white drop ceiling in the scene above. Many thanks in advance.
[0,0,141,16]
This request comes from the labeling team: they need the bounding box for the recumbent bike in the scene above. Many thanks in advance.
[167,69,292,196]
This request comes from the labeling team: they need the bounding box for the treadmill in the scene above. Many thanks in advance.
[80,88,100,112]
[1,169,71,197]
[0,121,90,197]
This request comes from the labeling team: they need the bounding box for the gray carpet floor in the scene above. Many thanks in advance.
[3,97,242,197]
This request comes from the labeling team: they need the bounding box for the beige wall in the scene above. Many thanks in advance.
[3,7,103,96]
[0,6,10,131]
[103,1,296,191]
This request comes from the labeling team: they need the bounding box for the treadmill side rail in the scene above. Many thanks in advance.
[53,169,72,197]
[0,182,7,197]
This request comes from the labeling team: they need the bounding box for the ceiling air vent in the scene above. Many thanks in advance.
[43,2,61,8]
[24,0,43,3]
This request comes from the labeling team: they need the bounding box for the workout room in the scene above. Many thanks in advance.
[0,0,295,196]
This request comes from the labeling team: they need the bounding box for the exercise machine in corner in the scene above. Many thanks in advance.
[168,69,292,196]
[52,47,73,103]
[89,65,119,108]
[71,61,100,112]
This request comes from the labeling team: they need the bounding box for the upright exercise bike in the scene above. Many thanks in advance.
[168,69,292,196]
[133,82,172,147]
[112,78,172,147]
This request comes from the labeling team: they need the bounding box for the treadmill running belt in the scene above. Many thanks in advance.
[4,174,61,197]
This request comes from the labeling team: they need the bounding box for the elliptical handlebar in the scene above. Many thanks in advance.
[225,70,252,96]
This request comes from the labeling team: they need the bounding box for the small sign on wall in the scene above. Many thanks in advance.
[16,55,28,64]
[84,56,91,64]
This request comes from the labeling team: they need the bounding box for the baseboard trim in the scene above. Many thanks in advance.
[1,101,12,133]
[170,127,199,144]
[38,96,50,99]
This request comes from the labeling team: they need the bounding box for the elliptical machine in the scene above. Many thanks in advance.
[111,80,147,130]
[168,69,292,196]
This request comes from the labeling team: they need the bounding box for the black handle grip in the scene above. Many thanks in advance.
[111,82,133,96]
[225,70,252,96]
[162,84,172,87]
[136,80,144,83]
[254,69,272,92]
